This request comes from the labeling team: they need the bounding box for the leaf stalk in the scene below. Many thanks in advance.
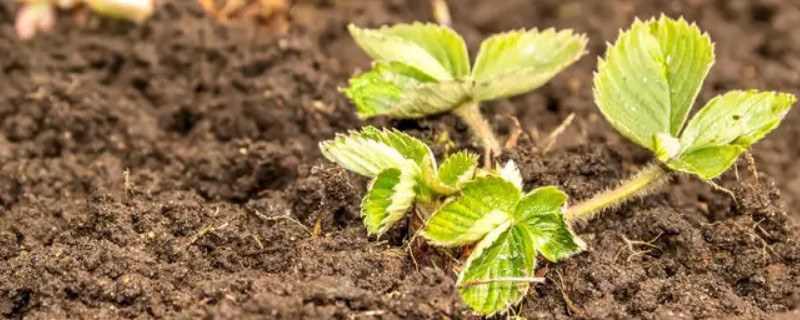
[565,163,671,222]
[453,101,501,161]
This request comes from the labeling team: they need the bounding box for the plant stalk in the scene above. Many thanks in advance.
[454,101,501,161]
[564,163,672,222]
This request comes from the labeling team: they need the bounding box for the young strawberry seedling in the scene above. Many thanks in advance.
[321,128,583,315]
[421,163,584,315]
[319,126,480,235]
[343,22,587,157]
[565,16,796,221]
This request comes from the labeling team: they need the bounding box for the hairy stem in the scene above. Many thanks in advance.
[454,101,501,160]
[565,163,672,222]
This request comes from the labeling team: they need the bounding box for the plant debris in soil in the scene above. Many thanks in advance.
[1,0,799,319]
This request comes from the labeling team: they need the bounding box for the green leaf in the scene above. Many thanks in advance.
[319,126,432,177]
[471,28,587,102]
[358,126,433,165]
[320,132,408,178]
[513,187,584,262]
[360,165,419,235]
[667,145,742,180]
[348,23,470,80]
[497,160,523,190]
[457,221,536,316]
[422,176,519,246]
[437,151,479,189]
[679,90,796,153]
[343,61,470,119]
[594,16,714,151]
[423,182,582,315]
[343,61,435,117]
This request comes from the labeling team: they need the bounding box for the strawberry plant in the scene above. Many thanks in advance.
[321,127,583,315]
[566,16,796,220]
[343,22,587,156]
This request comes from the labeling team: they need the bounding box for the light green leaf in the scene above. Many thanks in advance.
[360,165,419,234]
[357,126,433,166]
[387,79,470,119]
[497,160,523,190]
[320,131,408,178]
[343,61,470,119]
[471,28,587,102]
[679,90,796,153]
[343,61,435,117]
[319,126,433,177]
[457,221,536,316]
[667,145,742,180]
[594,16,714,151]
[514,187,584,262]
[654,16,715,134]
[422,176,519,246]
[437,151,479,189]
[348,23,470,80]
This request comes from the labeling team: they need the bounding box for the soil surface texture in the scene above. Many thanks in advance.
[1,0,799,319]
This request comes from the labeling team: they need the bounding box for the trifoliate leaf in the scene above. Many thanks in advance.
[594,16,714,151]
[348,23,470,80]
[361,165,419,235]
[422,179,581,315]
[343,61,470,119]
[497,160,523,190]
[472,28,587,102]
[422,176,520,246]
[667,145,742,180]
[319,126,431,177]
[679,90,796,153]
[513,187,584,261]
[457,221,535,316]
[437,151,479,189]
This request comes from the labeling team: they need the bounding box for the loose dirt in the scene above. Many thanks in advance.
[1,0,799,319]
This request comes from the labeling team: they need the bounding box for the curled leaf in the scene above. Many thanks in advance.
[343,61,469,119]
[436,151,479,189]
[361,165,419,235]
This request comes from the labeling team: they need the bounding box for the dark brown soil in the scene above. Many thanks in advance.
[1,0,799,319]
